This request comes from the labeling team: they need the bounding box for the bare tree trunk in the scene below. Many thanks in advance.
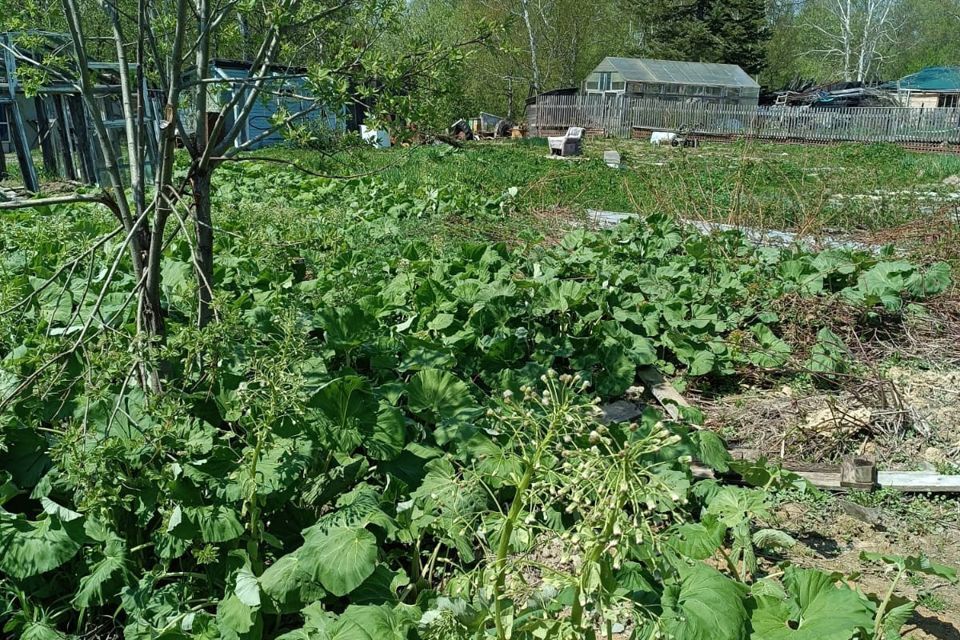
[519,0,542,94]
[193,0,215,328]
[192,169,215,328]
[839,0,853,81]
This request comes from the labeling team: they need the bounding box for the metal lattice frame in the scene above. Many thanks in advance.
[0,31,161,193]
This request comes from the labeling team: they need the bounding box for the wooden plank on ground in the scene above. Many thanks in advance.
[722,450,960,493]
[876,472,960,493]
[636,365,692,421]
[629,367,960,493]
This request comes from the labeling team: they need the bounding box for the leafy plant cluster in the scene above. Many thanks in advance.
[258,141,960,236]
[0,159,955,639]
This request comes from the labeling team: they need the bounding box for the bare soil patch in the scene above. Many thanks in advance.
[771,500,960,639]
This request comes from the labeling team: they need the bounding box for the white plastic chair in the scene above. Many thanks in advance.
[548,127,584,156]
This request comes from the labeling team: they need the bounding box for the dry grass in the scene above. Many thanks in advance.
[701,293,960,465]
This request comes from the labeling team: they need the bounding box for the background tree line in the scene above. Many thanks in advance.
[397,0,960,120]
[3,0,959,128]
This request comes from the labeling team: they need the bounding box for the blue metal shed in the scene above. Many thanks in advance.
[205,59,343,149]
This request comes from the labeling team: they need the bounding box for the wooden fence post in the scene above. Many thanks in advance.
[841,458,877,491]
[2,35,40,192]
[67,96,97,185]
[53,96,77,181]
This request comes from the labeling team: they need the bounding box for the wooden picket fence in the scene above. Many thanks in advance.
[526,95,960,150]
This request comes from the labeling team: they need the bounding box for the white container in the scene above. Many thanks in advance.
[360,125,391,148]
[650,131,677,146]
[603,150,621,168]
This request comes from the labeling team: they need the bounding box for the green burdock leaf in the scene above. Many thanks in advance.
[0,472,17,506]
[749,325,792,368]
[860,551,958,582]
[302,527,378,597]
[905,262,951,297]
[0,512,82,579]
[182,505,245,543]
[534,279,588,314]
[316,304,377,350]
[260,554,301,600]
[20,621,67,640]
[274,604,418,640]
[260,553,326,614]
[364,403,407,461]
[750,567,875,640]
[751,529,796,552]
[41,497,83,522]
[73,537,130,608]
[427,313,456,332]
[311,376,378,450]
[260,554,300,610]
[880,598,915,640]
[666,515,727,560]
[0,428,51,489]
[668,334,716,376]
[855,261,915,309]
[809,328,848,373]
[687,349,716,376]
[217,593,260,639]
[692,431,731,472]
[305,487,390,538]
[661,563,748,640]
[333,604,420,640]
[350,565,409,605]
[706,487,770,526]
[235,560,261,608]
[38,287,73,326]
[406,369,480,431]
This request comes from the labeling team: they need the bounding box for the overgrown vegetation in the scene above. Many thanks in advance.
[1,144,957,638]
[263,140,960,241]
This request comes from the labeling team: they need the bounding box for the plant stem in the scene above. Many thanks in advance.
[423,541,444,586]
[570,490,622,629]
[717,547,742,583]
[247,428,266,566]
[493,418,558,640]
[873,567,904,639]
[493,460,537,640]
[156,571,208,582]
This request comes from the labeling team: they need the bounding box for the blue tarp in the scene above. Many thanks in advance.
[889,67,960,92]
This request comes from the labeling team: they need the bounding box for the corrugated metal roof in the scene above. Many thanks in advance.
[602,57,759,88]
[893,67,960,93]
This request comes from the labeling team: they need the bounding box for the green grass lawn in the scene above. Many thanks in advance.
[264,138,960,230]
[241,138,960,269]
